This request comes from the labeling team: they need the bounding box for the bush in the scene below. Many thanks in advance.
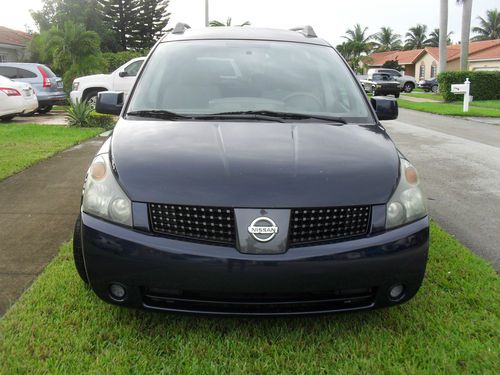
[66,100,116,129]
[102,50,148,73]
[438,71,500,102]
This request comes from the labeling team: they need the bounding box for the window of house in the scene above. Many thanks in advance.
[419,63,425,79]
[430,62,437,78]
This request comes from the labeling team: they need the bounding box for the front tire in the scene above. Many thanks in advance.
[403,82,414,93]
[395,92,400,98]
[37,105,53,114]
[73,214,89,284]
[83,89,104,110]
[0,115,15,122]
[431,85,439,93]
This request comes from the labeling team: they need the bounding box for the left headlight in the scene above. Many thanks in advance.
[386,158,427,229]
[82,154,132,226]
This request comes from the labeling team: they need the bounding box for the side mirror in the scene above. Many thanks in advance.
[96,91,124,115]
[118,71,128,78]
[370,96,398,121]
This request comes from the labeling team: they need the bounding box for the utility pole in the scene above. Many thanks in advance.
[205,0,209,27]
[438,0,448,73]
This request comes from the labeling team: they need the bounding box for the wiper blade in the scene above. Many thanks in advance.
[126,110,192,120]
[213,110,347,124]
[190,113,285,123]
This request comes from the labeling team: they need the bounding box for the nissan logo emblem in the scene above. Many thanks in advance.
[247,217,279,242]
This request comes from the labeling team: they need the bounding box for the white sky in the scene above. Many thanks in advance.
[1,0,498,46]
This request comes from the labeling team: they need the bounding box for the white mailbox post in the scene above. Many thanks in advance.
[451,78,471,112]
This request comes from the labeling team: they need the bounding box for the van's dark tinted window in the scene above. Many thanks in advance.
[128,40,374,124]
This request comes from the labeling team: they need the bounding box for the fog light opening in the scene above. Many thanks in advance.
[109,283,127,301]
[388,284,405,301]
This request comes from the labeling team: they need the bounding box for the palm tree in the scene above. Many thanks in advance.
[425,28,453,47]
[209,17,250,27]
[472,9,500,41]
[457,0,473,71]
[404,24,428,49]
[372,27,402,51]
[439,0,448,73]
[341,24,373,73]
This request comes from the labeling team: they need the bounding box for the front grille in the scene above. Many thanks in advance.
[289,205,371,246]
[149,203,236,246]
[142,287,376,315]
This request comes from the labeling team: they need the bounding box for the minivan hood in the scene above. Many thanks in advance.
[111,120,400,207]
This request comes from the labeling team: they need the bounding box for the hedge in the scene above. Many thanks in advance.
[437,71,500,102]
[89,112,116,130]
[102,50,149,73]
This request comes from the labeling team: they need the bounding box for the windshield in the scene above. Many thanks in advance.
[128,40,374,124]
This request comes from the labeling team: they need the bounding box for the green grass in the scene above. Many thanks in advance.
[398,98,500,118]
[0,223,498,374]
[0,124,103,180]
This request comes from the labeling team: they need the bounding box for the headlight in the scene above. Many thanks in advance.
[386,159,427,229]
[72,81,80,91]
[82,154,132,226]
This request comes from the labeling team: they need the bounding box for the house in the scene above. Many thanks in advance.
[363,39,500,80]
[0,26,32,62]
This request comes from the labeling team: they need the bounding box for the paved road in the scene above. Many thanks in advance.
[0,137,104,316]
[382,109,500,268]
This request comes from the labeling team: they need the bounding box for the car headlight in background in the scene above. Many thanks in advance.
[82,154,132,226]
[72,81,80,91]
[386,158,427,229]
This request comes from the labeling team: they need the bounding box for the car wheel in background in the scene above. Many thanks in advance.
[73,214,89,284]
[403,82,414,93]
[431,85,438,93]
[84,90,103,110]
[37,105,53,114]
[395,92,400,98]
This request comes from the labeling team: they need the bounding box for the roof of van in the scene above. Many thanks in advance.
[160,26,331,47]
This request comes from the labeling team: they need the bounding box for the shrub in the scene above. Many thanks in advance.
[89,112,116,129]
[438,71,500,102]
[66,100,116,129]
[102,50,148,73]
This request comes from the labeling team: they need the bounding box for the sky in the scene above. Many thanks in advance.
[1,0,498,46]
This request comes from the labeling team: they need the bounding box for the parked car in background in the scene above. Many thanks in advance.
[418,78,438,93]
[74,25,429,316]
[361,73,400,97]
[0,75,38,121]
[0,63,66,114]
[70,57,145,108]
[367,68,416,93]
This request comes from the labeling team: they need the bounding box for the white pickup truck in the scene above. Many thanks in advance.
[70,57,145,107]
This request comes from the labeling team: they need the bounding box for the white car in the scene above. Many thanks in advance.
[0,75,38,121]
[70,57,145,107]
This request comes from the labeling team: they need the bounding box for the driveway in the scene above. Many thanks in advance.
[382,109,500,268]
[0,137,105,316]
[7,111,67,125]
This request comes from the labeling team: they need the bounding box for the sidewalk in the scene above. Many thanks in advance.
[400,95,441,103]
[0,137,105,316]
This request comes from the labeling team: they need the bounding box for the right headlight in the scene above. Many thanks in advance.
[386,158,427,229]
[82,154,132,226]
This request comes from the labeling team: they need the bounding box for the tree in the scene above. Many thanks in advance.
[135,0,171,49]
[457,0,473,71]
[472,9,500,41]
[372,27,402,52]
[209,17,250,27]
[439,0,448,73]
[404,24,428,49]
[98,0,141,50]
[382,60,402,71]
[425,28,453,47]
[338,25,373,73]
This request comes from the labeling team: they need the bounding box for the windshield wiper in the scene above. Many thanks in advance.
[190,112,286,123]
[209,110,347,124]
[126,110,192,120]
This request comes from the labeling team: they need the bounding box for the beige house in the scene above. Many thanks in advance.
[364,39,500,80]
[0,26,32,63]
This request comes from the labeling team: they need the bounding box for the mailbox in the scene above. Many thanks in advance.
[451,84,467,94]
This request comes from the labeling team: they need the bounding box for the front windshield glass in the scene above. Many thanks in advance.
[128,40,374,124]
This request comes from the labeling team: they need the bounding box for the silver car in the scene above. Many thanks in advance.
[0,63,67,114]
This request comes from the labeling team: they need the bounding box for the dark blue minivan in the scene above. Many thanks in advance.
[74,25,429,315]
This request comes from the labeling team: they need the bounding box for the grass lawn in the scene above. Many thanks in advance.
[0,223,498,374]
[398,98,500,118]
[0,124,103,181]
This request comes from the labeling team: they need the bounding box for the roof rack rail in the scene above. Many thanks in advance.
[290,25,317,38]
[172,22,191,34]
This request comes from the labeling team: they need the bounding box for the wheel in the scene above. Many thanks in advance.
[431,85,439,93]
[395,92,400,98]
[0,115,15,122]
[83,89,103,110]
[403,82,414,93]
[37,105,53,114]
[73,214,89,284]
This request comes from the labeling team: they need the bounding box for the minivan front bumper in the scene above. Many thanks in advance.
[81,213,429,315]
